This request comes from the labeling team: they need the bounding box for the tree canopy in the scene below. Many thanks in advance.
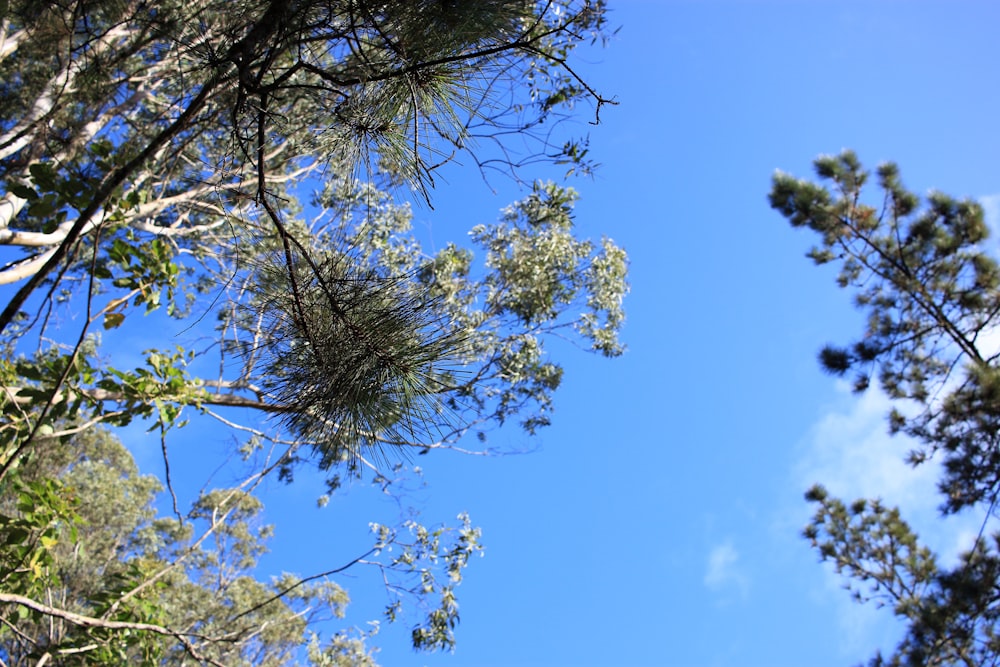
[0,0,628,663]
[771,151,1000,666]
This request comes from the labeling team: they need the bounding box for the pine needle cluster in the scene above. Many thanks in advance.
[253,249,466,467]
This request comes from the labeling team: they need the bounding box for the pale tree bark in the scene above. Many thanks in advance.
[0,21,25,62]
[0,157,310,284]
[0,21,135,161]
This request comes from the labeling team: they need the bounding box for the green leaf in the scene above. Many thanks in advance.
[103,312,126,330]
[28,162,57,191]
[8,184,36,200]
[27,198,56,218]
[3,526,28,546]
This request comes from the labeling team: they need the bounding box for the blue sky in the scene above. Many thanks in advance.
[119,2,1000,666]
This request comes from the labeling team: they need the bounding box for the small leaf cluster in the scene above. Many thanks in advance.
[372,512,482,653]
[97,235,181,321]
[0,477,79,591]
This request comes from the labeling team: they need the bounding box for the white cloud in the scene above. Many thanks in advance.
[704,540,749,601]
[791,382,986,657]
[795,382,982,559]
[980,193,1000,242]
[793,383,938,514]
[794,382,989,574]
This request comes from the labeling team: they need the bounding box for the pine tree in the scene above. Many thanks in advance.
[771,151,1000,666]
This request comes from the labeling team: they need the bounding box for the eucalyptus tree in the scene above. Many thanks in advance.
[0,0,628,663]
[771,152,1000,666]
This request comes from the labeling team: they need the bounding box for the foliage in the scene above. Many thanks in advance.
[0,427,485,665]
[803,485,1000,667]
[772,152,1000,666]
[0,0,628,663]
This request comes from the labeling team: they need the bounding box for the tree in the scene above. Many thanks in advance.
[0,426,362,666]
[0,0,628,663]
[770,151,1000,666]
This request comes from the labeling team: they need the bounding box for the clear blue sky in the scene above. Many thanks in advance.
[127,2,1000,665]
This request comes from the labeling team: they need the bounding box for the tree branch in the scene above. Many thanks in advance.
[0,592,226,667]
[0,68,228,334]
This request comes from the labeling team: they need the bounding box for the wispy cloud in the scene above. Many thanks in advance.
[704,540,749,601]
[980,193,1000,241]
[794,382,984,560]
[793,384,938,514]
[790,382,984,656]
